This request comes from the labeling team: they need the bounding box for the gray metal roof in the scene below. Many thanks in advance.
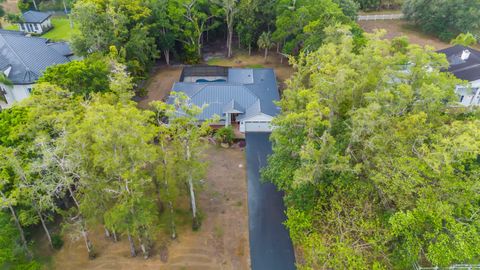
[223,100,244,113]
[22,11,51,23]
[0,30,71,84]
[437,45,480,82]
[170,68,280,121]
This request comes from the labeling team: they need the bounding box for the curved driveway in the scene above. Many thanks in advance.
[245,133,296,270]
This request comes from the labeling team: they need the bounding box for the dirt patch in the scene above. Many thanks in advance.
[138,52,294,108]
[137,66,182,109]
[2,0,18,13]
[359,20,450,50]
[51,145,250,270]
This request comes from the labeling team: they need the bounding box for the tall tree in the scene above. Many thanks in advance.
[168,93,211,230]
[257,31,274,61]
[264,31,480,268]
[403,0,480,41]
[216,0,238,58]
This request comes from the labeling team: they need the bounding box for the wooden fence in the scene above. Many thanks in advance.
[357,14,404,21]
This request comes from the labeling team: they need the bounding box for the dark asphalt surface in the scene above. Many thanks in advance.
[245,132,296,270]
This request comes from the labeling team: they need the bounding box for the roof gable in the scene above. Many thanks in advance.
[437,45,480,81]
[0,31,71,84]
[22,11,51,23]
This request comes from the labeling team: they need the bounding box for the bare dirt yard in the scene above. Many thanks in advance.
[137,66,183,109]
[1,0,18,13]
[50,145,250,270]
[137,52,294,109]
[359,19,450,50]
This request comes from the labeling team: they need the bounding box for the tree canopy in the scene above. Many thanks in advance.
[263,31,480,268]
[403,0,480,41]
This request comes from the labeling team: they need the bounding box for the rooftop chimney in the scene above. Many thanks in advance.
[461,49,471,61]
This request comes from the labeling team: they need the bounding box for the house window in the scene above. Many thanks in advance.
[19,24,24,30]
[27,88,32,94]
[33,24,38,30]
[460,95,464,102]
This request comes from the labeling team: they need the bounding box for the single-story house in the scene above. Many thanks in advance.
[18,10,53,34]
[0,29,74,109]
[437,45,480,106]
[169,66,280,133]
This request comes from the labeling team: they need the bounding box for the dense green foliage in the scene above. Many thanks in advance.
[403,0,480,41]
[0,213,40,269]
[273,0,362,54]
[0,60,211,264]
[451,33,478,47]
[38,55,110,96]
[354,0,403,11]
[263,31,480,268]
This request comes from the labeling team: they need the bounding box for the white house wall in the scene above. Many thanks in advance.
[456,80,480,106]
[239,113,274,133]
[0,83,33,109]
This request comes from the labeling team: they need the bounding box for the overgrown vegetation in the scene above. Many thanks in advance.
[403,0,480,41]
[263,30,480,268]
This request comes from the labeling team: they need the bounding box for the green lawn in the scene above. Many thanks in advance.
[42,17,78,42]
[4,24,18,31]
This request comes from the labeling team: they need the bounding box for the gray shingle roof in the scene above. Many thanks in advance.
[0,30,71,84]
[170,68,280,121]
[22,11,51,23]
[437,45,480,82]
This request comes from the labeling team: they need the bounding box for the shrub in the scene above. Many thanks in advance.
[215,126,235,145]
[51,234,64,250]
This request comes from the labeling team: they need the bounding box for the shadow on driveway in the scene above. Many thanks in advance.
[245,133,296,270]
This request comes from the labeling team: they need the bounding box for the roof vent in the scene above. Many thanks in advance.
[461,49,471,61]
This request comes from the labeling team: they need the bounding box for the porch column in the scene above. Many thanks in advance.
[225,113,230,127]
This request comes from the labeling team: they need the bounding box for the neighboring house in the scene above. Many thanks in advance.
[437,45,480,106]
[18,11,53,34]
[0,30,74,109]
[169,66,280,133]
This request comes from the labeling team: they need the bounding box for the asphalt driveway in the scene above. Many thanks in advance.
[245,132,296,270]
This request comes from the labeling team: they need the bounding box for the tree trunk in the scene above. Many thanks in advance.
[1,191,32,259]
[276,43,280,53]
[164,50,170,65]
[127,231,137,257]
[35,206,53,249]
[168,201,176,239]
[248,44,252,56]
[81,226,95,259]
[188,175,199,229]
[32,0,38,10]
[161,144,176,240]
[238,32,241,49]
[227,26,233,58]
[139,237,149,259]
[264,48,268,62]
[112,230,118,242]
[152,175,164,214]
[104,227,110,238]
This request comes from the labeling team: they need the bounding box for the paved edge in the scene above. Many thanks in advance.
[245,132,296,270]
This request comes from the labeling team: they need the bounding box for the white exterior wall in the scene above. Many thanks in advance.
[18,18,52,34]
[0,83,34,109]
[456,79,480,106]
[239,113,274,133]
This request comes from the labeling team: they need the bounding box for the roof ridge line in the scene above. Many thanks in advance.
[0,33,32,76]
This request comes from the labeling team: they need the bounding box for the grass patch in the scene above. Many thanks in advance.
[245,64,265,68]
[4,24,17,31]
[42,17,78,41]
